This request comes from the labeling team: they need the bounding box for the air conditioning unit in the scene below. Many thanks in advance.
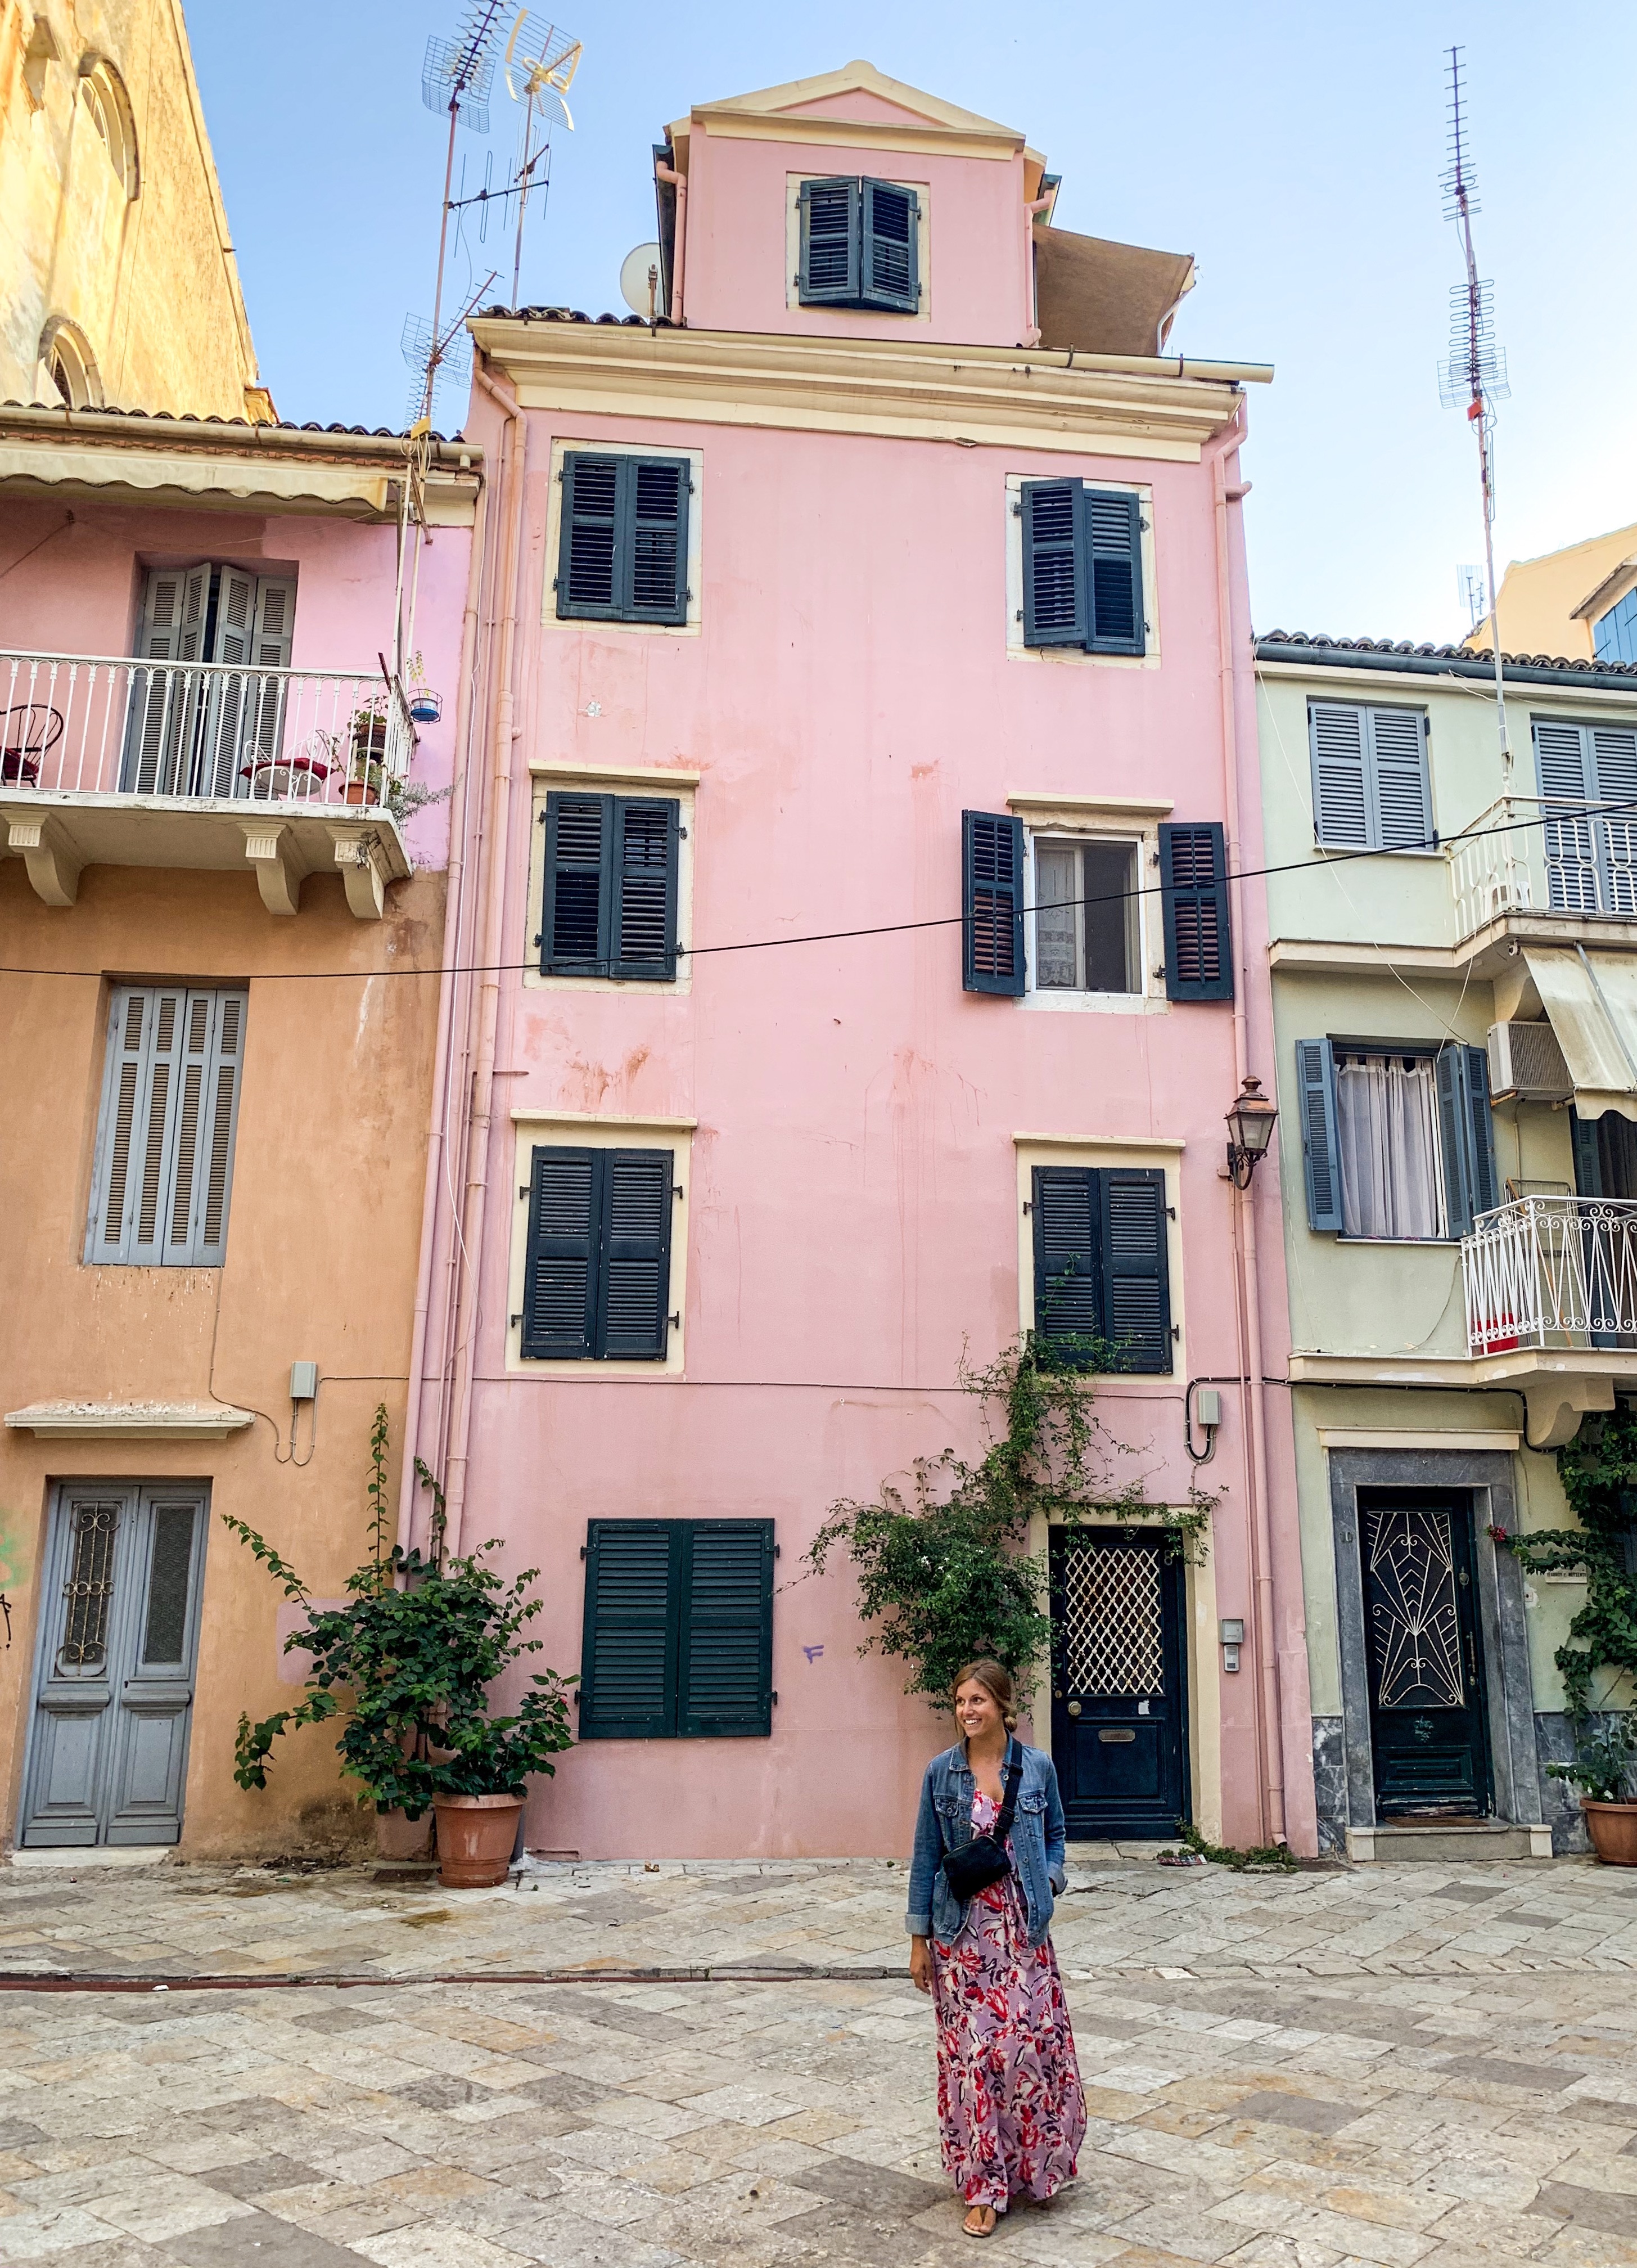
[1487,1019,1572,1103]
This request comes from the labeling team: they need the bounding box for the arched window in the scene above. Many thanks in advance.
[77,58,138,199]
[37,318,103,410]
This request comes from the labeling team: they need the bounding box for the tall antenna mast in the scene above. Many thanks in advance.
[1439,47,1512,770]
[420,2,512,419]
[502,16,581,306]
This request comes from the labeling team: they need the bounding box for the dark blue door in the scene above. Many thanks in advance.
[1361,1492,1491,1819]
[1049,1527,1187,1839]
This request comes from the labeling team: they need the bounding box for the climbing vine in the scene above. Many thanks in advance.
[805,1330,1217,1709]
[1492,1405,1637,1729]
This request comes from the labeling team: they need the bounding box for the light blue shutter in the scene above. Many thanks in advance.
[1295,1038,1343,1232]
[1309,704,1369,847]
[1535,719,1597,912]
[1592,726,1637,915]
[1366,706,1432,850]
[1436,1044,1499,1237]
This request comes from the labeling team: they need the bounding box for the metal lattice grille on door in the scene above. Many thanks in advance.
[1061,1540,1164,1695]
[58,1502,120,1670]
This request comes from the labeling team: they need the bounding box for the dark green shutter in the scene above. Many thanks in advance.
[679,1522,774,1737]
[628,460,689,624]
[542,793,614,974]
[963,811,1026,994]
[1295,1040,1343,1232]
[557,454,621,619]
[611,799,679,979]
[1572,1113,1603,1197]
[1084,489,1145,655]
[860,179,919,310]
[1099,1169,1172,1373]
[1021,480,1086,647]
[580,1521,680,1738]
[601,1149,673,1359]
[798,176,859,303]
[1436,1044,1499,1237]
[522,1148,601,1357]
[1031,1166,1101,1356]
[1160,822,1233,1002]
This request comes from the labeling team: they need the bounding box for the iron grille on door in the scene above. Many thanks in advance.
[1060,1540,1165,1696]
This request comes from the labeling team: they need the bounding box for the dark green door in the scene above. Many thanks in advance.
[1049,1527,1187,1839]
[1360,1492,1491,1819]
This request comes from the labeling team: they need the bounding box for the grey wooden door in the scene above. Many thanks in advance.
[20,1483,208,1847]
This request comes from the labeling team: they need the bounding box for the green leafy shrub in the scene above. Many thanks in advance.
[1492,1405,1637,1727]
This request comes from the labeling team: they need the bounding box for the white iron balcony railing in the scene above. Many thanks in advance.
[1450,793,1637,942]
[1464,1195,1637,1354]
[0,651,413,812]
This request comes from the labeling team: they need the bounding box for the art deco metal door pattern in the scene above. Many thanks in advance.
[19,1483,209,1847]
[1049,1527,1187,1838]
[1359,1492,1491,1819]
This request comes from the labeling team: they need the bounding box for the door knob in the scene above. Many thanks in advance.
[1067,1700,1082,1717]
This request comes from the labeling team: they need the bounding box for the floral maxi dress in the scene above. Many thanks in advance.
[930,1786,1087,2213]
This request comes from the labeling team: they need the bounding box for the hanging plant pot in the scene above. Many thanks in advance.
[408,688,443,725]
[1582,1798,1637,1865]
[432,1792,525,1888]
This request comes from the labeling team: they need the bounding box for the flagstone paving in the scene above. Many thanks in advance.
[4,1856,1637,2264]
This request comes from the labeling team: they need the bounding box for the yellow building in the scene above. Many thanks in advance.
[0,0,268,418]
[1468,522,1637,668]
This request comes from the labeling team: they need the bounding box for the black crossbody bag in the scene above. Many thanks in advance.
[940,1758,1023,1905]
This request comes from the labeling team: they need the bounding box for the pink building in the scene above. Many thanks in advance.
[410,61,1316,1858]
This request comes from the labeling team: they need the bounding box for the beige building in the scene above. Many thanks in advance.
[1468,522,1637,669]
[0,0,267,417]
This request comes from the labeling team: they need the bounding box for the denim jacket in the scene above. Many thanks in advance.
[905,1737,1068,1950]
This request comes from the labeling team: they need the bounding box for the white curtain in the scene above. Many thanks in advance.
[1336,1054,1446,1239]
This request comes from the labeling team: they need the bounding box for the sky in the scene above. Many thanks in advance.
[188,0,1637,648]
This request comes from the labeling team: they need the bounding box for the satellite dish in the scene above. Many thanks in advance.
[620,242,664,320]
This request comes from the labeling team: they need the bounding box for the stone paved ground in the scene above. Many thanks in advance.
[5,1856,1637,2265]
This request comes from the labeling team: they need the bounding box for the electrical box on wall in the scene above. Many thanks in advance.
[290,1362,318,1402]
[1219,1616,1244,1674]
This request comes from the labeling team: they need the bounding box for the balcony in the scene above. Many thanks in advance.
[0,651,416,918]
[1464,1195,1637,1355]
[1450,794,1637,947]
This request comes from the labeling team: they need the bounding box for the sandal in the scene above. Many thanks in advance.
[963,2204,999,2238]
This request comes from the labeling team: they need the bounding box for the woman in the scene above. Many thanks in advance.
[907,1659,1085,2239]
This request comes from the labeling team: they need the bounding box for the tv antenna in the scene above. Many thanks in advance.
[1439,47,1511,766]
[502,15,581,306]
[1456,564,1487,635]
[418,2,513,420]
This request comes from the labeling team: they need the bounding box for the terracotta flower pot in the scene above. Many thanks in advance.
[432,1792,524,1888]
[1582,1798,1637,1866]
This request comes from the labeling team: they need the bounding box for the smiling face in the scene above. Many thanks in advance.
[955,1677,1007,1744]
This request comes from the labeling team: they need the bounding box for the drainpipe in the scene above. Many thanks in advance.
[1208,406,1287,1847]
[440,358,525,1558]
[656,163,687,324]
[395,464,488,1552]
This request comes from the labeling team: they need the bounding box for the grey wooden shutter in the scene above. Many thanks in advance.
[678,1521,774,1737]
[1366,706,1432,850]
[556,453,621,619]
[1021,480,1086,649]
[860,178,919,311]
[601,1149,673,1360]
[611,798,679,979]
[1099,1169,1172,1373]
[962,811,1026,994]
[87,988,161,1263]
[579,1520,680,1738]
[98,985,187,1266]
[1436,1044,1499,1238]
[1534,719,1597,912]
[542,793,614,974]
[238,574,296,789]
[1031,1165,1101,1353]
[1309,703,1370,847]
[521,1147,601,1358]
[203,565,257,795]
[1084,489,1144,655]
[125,562,209,794]
[1593,726,1637,914]
[180,991,246,1267]
[1294,1038,1343,1232]
[1159,822,1233,1001]
[798,176,860,304]
[628,460,690,624]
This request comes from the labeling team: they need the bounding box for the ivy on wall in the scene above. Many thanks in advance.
[1493,1405,1637,1727]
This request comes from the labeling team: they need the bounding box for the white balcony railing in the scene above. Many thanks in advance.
[1464,1195,1637,1354]
[0,651,413,812]
[1450,793,1637,943]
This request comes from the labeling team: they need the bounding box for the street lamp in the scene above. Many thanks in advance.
[1225,1076,1278,1189]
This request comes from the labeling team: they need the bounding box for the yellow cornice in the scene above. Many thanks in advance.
[470,320,1252,462]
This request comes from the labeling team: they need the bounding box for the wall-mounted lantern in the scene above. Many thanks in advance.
[1225,1076,1278,1189]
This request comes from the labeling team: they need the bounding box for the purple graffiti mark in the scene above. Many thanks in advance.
[802,1644,824,1663]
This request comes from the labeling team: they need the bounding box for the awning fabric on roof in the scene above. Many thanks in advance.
[1523,946,1637,1122]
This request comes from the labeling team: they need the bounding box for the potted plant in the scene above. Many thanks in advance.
[403,652,442,726]
[226,1410,575,1887]
[346,693,391,802]
[1547,1711,1637,1865]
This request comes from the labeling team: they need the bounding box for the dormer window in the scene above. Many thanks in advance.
[797,177,921,313]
